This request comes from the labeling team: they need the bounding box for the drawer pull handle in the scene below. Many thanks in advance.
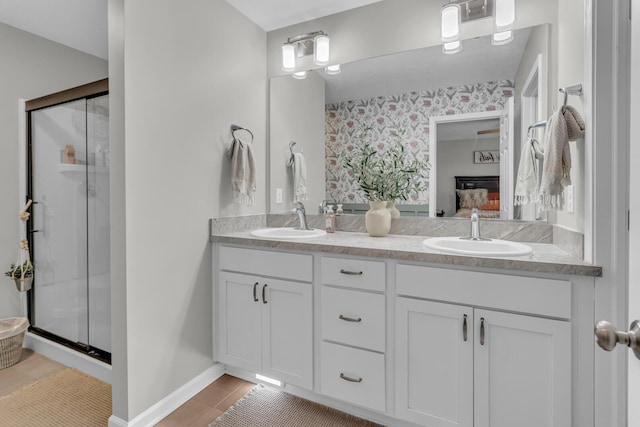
[339,315,362,323]
[480,317,485,346]
[463,314,468,342]
[253,282,259,302]
[340,373,363,383]
[340,269,363,276]
[262,284,268,304]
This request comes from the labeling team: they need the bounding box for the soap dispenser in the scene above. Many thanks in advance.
[325,205,336,233]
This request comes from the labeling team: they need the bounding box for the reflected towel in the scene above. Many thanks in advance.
[514,137,544,206]
[228,136,256,205]
[287,152,308,202]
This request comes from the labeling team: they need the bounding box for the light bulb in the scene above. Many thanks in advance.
[282,44,296,72]
[442,40,462,54]
[314,35,330,66]
[494,0,515,32]
[325,64,341,75]
[492,31,513,45]
[292,71,307,80]
[441,4,460,43]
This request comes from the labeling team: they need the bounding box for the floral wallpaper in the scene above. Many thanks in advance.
[325,79,515,204]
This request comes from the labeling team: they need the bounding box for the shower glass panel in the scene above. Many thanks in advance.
[29,94,110,358]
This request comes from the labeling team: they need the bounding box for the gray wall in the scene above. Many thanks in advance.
[269,72,325,213]
[0,22,107,319]
[108,0,267,420]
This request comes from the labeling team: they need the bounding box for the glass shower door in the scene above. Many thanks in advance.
[29,94,111,358]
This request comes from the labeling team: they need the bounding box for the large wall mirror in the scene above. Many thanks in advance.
[270,24,550,221]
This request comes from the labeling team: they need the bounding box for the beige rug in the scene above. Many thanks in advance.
[210,384,384,427]
[0,367,112,426]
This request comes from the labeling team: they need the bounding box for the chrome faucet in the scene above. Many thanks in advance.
[463,208,491,241]
[292,202,311,230]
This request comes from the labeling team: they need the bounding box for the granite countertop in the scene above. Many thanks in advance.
[210,229,602,277]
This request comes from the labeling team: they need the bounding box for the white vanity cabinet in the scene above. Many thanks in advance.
[395,265,572,427]
[215,246,313,389]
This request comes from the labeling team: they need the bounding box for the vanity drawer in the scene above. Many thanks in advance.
[219,246,312,282]
[321,286,385,352]
[321,257,385,292]
[396,264,572,319]
[320,342,385,412]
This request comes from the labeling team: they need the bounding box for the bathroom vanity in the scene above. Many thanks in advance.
[211,225,600,427]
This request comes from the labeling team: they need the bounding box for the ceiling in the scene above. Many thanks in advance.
[224,0,383,31]
[0,0,107,59]
[0,0,381,60]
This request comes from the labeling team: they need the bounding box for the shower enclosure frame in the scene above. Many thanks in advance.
[25,78,111,364]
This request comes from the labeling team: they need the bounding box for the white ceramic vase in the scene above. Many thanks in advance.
[365,201,392,237]
[386,200,401,219]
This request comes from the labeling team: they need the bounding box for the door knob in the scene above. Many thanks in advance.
[594,320,640,360]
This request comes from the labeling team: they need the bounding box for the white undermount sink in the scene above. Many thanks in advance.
[250,227,327,239]
[422,236,533,257]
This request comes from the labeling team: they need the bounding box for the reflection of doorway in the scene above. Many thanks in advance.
[520,54,546,221]
[429,108,514,219]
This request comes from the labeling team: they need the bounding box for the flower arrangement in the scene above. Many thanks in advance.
[342,126,429,202]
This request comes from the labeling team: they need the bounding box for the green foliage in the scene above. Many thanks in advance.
[342,126,429,202]
[5,261,34,278]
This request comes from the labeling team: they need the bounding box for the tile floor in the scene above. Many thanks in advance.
[0,349,254,427]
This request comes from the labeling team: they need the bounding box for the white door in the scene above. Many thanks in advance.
[396,298,473,427]
[629,3,640,423]
[474,309,571,427]
[261,278,313,389]
[499,97,515,219]
[217,271,261,373]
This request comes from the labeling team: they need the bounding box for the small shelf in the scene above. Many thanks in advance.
[58,163,109,175]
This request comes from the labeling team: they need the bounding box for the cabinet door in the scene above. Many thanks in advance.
[396,298,473,427]
[261,278,313,389]
[474,310,571,427]
[217,271,261,373]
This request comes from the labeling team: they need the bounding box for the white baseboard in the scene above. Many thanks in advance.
[24,332,112,383]
[108,363,225,427]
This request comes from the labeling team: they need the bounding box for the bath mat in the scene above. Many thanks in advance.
[210,384,384,427]
[0,367,111,426]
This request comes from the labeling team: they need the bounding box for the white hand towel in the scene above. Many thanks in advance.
[287,152,308,202]
[514,137,543,206]
[228,136,256,205]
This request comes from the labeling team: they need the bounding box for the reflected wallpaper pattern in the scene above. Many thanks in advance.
[325,79,515,204]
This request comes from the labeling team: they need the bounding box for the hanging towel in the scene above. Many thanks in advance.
[287,152,308,202]
[228,136,256,205]
[514,137,544,206]
[539,106,585,210]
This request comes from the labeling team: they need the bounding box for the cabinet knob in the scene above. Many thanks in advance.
[262,284,268,304]
[595,320,640,360]
[480,317,485,346]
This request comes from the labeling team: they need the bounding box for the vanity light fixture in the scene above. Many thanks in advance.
[281,31,331,72]
[440,0,515,53]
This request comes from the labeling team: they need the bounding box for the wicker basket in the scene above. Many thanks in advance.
[0,317,29,369]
